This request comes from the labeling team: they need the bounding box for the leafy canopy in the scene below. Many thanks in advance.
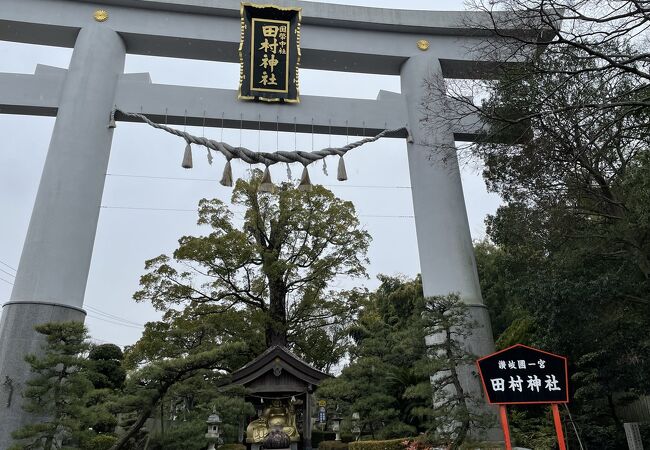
[132,171,370,371]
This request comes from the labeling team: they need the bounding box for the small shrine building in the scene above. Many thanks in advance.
[229,345,330,450]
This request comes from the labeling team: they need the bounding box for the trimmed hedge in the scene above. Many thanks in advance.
[82,435,118,450]
[312,430,336,448]
[349,438,407,450]
[219,445,246,450]
[319,440,350,450]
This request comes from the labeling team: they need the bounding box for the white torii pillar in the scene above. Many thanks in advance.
[402,54,499,438]
[0,25,125,445]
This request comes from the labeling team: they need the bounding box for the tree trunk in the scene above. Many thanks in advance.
[447,329,470,449]
[266,278,288,347]
[110,402,157,450]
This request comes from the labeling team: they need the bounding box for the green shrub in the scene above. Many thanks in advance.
[219,444,246,450]
[312,430,337,448]
[148,420,206,450]
[82,434,118,450]
[320,440,350,450]
[349,438,408,450]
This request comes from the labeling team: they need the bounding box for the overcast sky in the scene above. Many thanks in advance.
[0,0,500,348]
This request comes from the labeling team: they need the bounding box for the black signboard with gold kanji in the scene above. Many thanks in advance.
[239,3,301,103]
[477,344,569,405]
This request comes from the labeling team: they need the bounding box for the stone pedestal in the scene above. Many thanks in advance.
[0,302,86,448]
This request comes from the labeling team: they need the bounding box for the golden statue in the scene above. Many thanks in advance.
[246,399,300,444]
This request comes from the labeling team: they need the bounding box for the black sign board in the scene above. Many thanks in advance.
[239,3,301,103]
[476,344,569,405]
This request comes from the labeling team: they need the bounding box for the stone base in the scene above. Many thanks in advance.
[0,301,86,449]
[463,304,502,442]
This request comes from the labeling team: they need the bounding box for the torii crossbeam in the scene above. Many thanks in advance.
[0,0,545,446]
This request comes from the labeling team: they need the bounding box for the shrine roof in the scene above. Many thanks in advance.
[230,345,330,388]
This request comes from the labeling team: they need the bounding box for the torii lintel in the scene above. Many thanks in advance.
[0,64,484,140]
[1,0,535,77]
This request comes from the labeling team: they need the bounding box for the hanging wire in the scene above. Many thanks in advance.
[279,115,291,179]
[346,120,349,144]
[203,111,212,165]
[258,113,262,152]
[563,404,585,450]
[328,119,332,148]
[221,112,225,142]
[245,393,308,401]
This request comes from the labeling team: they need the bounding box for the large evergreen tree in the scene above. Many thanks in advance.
[465,40,650,449]
[316,276,431,439]
[132,170,370,371]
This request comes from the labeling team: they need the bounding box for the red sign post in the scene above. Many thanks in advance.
[476,344,569,450]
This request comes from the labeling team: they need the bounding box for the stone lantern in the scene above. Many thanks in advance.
[206,412,222,450]
[331,414,342,442]
[351,412,361,441]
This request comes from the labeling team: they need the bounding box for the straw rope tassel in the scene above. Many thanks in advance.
[220,159,233,187]
[259,166,274,193]
[182,141,193,169]
[337,156,348,181]
[297,166,312,191]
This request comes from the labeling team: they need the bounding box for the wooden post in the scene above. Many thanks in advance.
[499,405,512,450]
[551,404,567,450]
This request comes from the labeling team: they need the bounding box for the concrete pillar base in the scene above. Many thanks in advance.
[0,301,86,449]
[463,304,502,442]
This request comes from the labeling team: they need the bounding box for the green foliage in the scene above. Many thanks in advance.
[348,438,407,450]
[131,171,370,372]
[317,276,429,440]
[413,295,493,447]
[87,344,126,390]
[218,444,246,450]
[147,420,205,450]
[81,434,118,450]
[506,408,555,450]
[110,342,249,449]
[312,430,337,448]
[10,322,94,450]
[317,281,489,448]
[319,440,350,450]
[470,39,650,449]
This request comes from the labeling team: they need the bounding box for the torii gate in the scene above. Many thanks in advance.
[0,0,539,445]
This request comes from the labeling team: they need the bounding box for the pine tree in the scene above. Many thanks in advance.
[407,294,491,448]
[10,322,93,450]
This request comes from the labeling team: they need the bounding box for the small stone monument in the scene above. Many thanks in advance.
[351,412,361,441]
[331,414,342,442]
[206,412,223,450]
